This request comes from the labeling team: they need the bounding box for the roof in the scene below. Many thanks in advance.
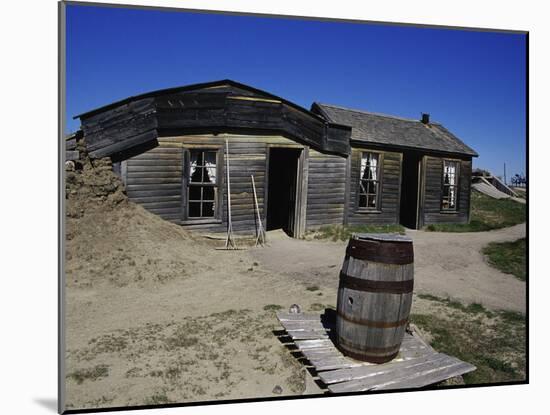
[312,103,478,157]
[75,80,351,158]
[74,79,325,122]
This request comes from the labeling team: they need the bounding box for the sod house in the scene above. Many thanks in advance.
[71,79,478,237]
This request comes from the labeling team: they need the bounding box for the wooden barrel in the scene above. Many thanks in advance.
[335,233,414,363]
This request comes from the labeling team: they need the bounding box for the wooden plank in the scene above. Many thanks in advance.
[286,330,329,340]
[294,339,334,350]
[309,356,364,371]
[319,352,445,385]
[301,348,343,360]
[374,360,476,391]
[328,354,453,393]
[283,325,329,333]
[276,313,322,322]
[280,321,328,330]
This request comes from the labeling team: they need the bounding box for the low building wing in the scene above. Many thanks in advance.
[312,103,478,157]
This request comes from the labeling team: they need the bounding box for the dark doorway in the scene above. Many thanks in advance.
[266,148,301,236]
[400,152,423,229]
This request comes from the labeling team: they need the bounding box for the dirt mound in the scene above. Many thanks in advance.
[65,157,205,288]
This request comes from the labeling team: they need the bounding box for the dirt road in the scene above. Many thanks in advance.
[251,224,526,313]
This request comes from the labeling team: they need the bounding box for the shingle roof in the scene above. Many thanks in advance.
[313,103,478,157]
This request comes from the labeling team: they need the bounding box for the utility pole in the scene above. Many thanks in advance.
[504,162,507,185]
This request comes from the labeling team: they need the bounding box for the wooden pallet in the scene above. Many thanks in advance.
[276,311,476,393]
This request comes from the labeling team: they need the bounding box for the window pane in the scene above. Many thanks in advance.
[442,160,459,210]
[367,195,377,208]
[190,150,203,165]
[189,186,202,201]
[202,202,215,217]
[359,181,367,196]
[360,152,379,181]
[204,151,217,165]
[203,186,215,201]
[449,187,456,209]
[189,202,201,217]
[366,181,377,194]
[359,152,379,209]
[444,161,457,185]
[203,166,216,184]
[190,166,203,183]
[204,151,217,183]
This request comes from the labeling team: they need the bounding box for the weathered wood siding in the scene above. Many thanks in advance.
[346,148,402,225]
[80,98,158,159]
[421,156,472,226]
[305,150,347,228]
[78,82,351,160]
[125,146,183,223]
[125,134,307,234]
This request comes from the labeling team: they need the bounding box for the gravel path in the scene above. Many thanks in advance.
[250,224,526,313]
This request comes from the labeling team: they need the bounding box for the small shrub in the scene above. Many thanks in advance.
[67,365,109,384]
[144,392,171,405]
[263,304,283,311]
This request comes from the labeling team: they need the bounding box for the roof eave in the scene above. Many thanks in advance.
[350,138,478,158]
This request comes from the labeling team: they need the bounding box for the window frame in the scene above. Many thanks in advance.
[182,146,223,223]
[440,159,460,212]
[356,150,383,212]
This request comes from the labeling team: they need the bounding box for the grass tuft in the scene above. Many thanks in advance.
[67,365,109,385]
[482,238,526,281]
[313,224,405,241]
[263,304,283,311]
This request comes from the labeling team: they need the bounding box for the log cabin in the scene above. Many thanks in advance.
[72,79,478,237]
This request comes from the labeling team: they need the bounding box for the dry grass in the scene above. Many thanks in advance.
[412,294,526,385]
[425,191,526,232]
[482,238,526,281]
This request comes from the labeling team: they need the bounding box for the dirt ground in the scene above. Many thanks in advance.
[253,224,526,313]
[64,159,526,410]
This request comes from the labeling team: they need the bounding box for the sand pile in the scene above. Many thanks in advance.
[65,156,205,288]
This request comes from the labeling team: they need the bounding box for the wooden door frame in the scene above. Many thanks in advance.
[416,156,426,229]
[265,145,308,238]
[294,147,309,238]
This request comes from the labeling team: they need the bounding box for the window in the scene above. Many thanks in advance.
[188,149,218,218]
[441,160,459,211]
[358,152,381,209]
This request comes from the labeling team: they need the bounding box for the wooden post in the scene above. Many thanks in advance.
[225,139,237,249]
[251,174,266,246]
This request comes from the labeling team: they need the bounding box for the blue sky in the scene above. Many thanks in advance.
[66,4,527,177]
